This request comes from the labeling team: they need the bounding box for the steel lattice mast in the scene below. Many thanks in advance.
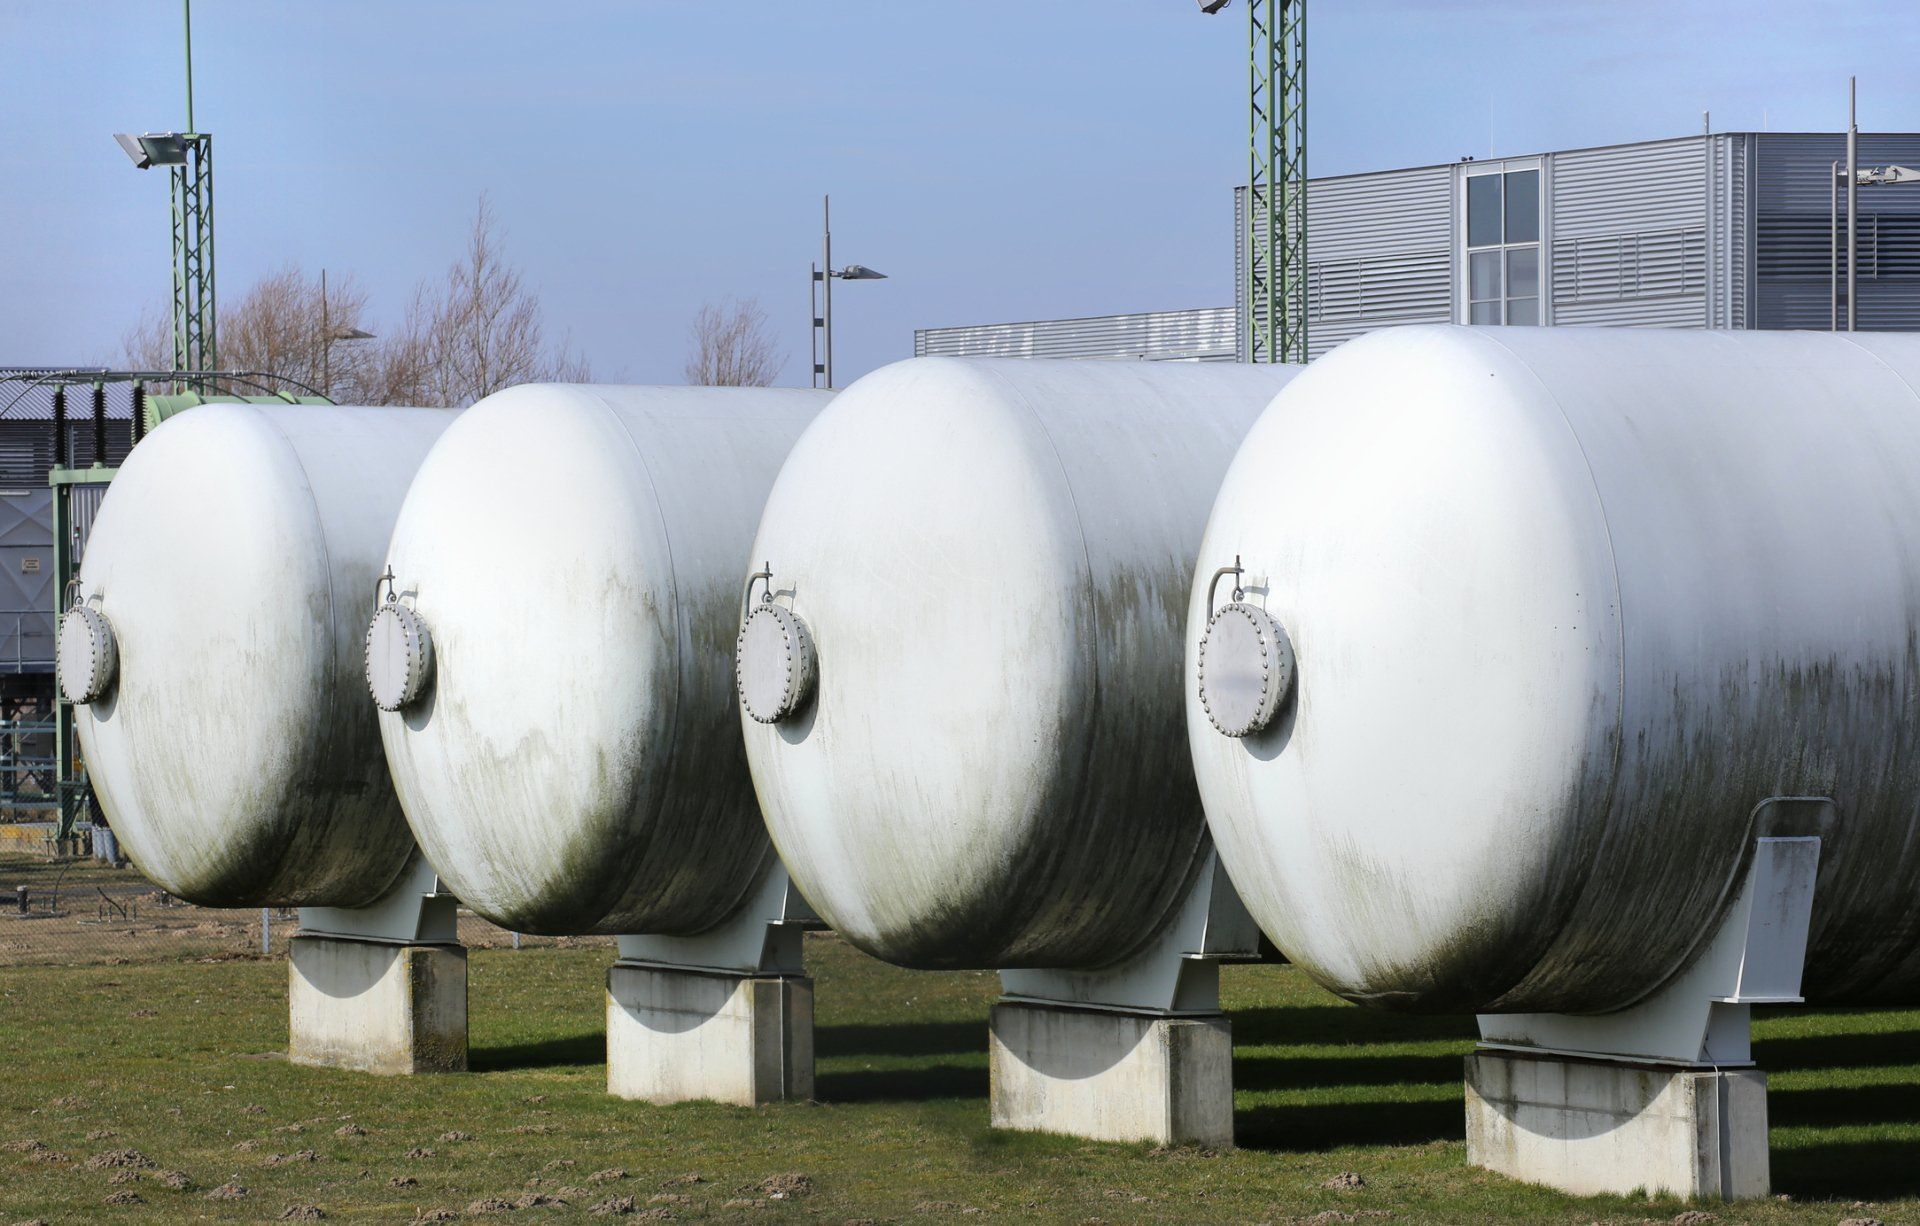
[1246,0,1306,364]
[172,0,215,374]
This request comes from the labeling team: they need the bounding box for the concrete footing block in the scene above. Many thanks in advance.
[1465,1049,1770,1200]
[988,1001,1233,1147]
[287,935,467,1075]
[606,963,813,1106]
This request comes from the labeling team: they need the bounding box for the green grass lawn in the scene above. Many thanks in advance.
[1,934,1915,1223]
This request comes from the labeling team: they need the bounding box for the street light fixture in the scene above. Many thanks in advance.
[811,196,888,389]
[113,132,191,169]
[319,268,376,400]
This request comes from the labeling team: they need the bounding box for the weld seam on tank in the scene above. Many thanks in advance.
[1472,331,1633,1011]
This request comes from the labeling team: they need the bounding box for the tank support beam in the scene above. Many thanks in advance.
[607,861,819,1106]
[1468,819,1824,1200]
[990,851,1259,1147]
[290,855,467,1075]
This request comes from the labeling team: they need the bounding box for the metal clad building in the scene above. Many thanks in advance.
[0,374,136,679]
[913,307,1238,363]
[918,132,1920,361]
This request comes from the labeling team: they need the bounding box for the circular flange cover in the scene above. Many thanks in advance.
[736,602,816,724]
[365,601,434,713]
[1197,601,1295,738]
[58,605,118,705]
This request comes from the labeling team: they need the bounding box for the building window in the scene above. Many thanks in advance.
[1465,169,1540,325]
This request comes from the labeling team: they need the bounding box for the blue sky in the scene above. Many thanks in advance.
[5,1,1917,386]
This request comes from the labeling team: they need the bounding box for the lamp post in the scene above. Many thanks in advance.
[113,0,215,377]
[319,268,375,401]
[810,196,888,390]
[1828,78,1920,332]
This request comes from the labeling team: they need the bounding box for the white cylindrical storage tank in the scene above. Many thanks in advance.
[739,357,1299,969]
[372,384,829,935]
[65,403,457,907]
[1189,325,1920,1015]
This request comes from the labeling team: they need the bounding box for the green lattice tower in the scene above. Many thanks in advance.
[169,134,215,374]
[1248,0,1306,364]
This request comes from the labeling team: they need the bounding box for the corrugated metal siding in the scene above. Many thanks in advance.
[0,493,53,674]
[914,308,1237,362]
[1550,137,1711,327]
[68,483,108,567]
[1236,166,1455,359]
[1702,134,1752,329]
[1754,133,1920,330]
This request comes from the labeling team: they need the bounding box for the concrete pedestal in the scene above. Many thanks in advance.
[1465,1049,1770,1200]
[606,963,813,1106]
[287,935,467,1075]
[988,1001,1233,1147]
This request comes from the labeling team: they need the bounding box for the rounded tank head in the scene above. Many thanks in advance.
[375,383,828,936]
[740,356,1299,971]
[71,402,455,908]
[1191,325,1920,1014]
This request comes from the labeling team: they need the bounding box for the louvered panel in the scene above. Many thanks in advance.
[1554,297,1708,327]
[1309,252,1453,324]
[1553,229,1706,303]
[915,308,1239,362]
[1754,133,1920,330]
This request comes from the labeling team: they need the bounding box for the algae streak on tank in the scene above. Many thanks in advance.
[1188,325,1920,1015]
[370,384,830,936]
[62,403,458,908]
[738,357,1299,971]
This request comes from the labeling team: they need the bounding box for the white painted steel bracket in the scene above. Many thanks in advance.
[297,853,458,945]
[615,860,820,978]
[999,850,1261,1015]
[1478,799,1827,1067]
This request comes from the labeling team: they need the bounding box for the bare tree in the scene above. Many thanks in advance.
[120,305,173,372]
[379,195,591,407]
[684,297,783,387]
[120,265,377,399]
[121,195,589,408]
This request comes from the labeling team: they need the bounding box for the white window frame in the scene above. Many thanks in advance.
[1457,157,1546,326]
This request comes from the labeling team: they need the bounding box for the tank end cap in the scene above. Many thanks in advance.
[366,601,434,712]
[1197,601,1294,738]
[737,603,816,724]
[58,605,118,705]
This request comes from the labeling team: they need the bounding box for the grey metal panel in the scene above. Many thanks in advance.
[1238,166,1455,359]
[0,492,53,674]
[68,483,108,565]
[1754,133,1920,331]
[1549,137,1710,327]
[914,308,1238,362]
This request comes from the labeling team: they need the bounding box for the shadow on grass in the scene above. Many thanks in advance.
[816,1062,987,1103]
[1236,1050,1461,1093]
[816,1019,983,1059]
[471,1031,605,1071]
[1774,1138,1920,1199]
[1231,1005,1477,1049]
[1236,1097,1463,1152]
[1772,1081,1920,1129]
[1759,1025,1920,1073]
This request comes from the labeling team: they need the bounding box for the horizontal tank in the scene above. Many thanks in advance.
[66,403,457,908]
[739,357,1299,970]
[1188,325,1920,1015]
[372,384,829,935]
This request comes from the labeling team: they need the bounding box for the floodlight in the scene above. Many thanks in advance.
[112,132,190,170]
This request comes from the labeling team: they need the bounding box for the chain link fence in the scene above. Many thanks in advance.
[0,835,611,968]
